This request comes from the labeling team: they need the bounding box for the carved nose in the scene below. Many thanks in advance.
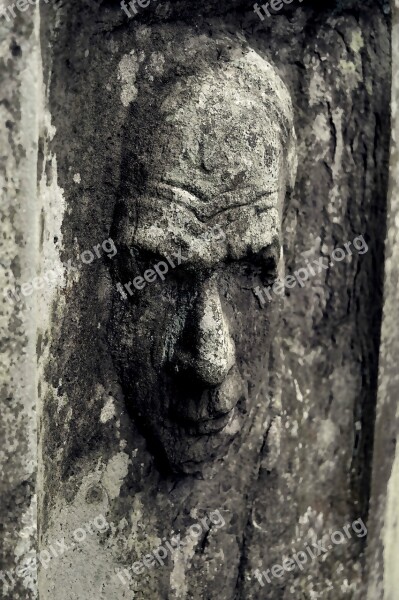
[176,277,235,386]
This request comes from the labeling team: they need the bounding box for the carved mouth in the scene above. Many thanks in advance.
[181,409,234,436]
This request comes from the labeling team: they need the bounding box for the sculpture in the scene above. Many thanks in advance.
[109,40,297,473]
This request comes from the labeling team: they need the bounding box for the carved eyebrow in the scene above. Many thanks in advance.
[145,181,277,222]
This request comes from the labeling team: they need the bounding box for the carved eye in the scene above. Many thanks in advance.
[260,255,278,287]
[240,251,278,287]
[225,261,260,288]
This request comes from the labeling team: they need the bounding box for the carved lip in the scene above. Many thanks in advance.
[181,410,234,436]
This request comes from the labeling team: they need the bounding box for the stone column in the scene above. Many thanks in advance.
[0,4,40,600]
[366,1,399,598]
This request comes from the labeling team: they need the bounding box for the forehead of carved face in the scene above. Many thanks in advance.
[121,53,295,261]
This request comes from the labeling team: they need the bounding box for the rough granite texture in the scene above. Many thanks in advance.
[366,1,399,598]
[0,7,39,600]
[0,1,393,600]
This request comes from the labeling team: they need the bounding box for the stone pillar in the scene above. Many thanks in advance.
[0,5,40,600]
[366,1,399,598]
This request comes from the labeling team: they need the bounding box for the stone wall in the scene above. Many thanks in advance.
[0,1,395,599]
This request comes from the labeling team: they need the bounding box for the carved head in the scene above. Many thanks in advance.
[110,46,297,473]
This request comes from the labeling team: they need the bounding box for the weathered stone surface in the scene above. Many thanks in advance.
[0,1,392,599]
[366,2,399,598]
[0,7,39,600]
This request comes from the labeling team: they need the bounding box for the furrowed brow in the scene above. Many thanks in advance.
[146,181,277,221]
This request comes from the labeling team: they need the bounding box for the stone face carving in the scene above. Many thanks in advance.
[109,41,297,473]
